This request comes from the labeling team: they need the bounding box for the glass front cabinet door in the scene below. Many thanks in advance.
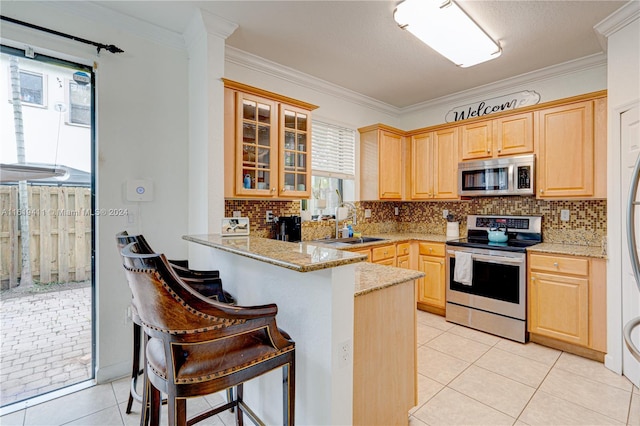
[225,79,317,199]
[235,93,278,197]
[280,105,310,198]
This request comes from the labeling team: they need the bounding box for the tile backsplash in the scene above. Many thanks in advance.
[225,197,606,246]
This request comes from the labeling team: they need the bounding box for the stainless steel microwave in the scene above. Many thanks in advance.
[458,154,535,196]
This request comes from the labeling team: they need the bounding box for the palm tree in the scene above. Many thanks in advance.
[9,56,33,287]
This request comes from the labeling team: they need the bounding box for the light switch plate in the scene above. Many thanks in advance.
[364,209,371,218]
[561,210,570,221]
[443,209,449,219]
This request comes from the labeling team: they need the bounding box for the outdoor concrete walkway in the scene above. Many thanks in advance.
[0,283,92,407]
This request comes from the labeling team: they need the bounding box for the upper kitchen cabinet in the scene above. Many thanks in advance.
[223,79,318,199]
[460,112,534,161]
[535,93,607,199]
[359,124,407,200]
[410,128,459,200]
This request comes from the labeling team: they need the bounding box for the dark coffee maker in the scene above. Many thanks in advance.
[274,216,301,242]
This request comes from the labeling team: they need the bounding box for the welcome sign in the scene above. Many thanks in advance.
[445,91,541,123]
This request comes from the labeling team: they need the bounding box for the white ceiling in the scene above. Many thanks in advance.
[93,0,626,109]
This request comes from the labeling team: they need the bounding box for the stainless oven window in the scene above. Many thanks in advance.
[449,256,520,304]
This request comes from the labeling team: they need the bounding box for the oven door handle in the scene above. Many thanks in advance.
[448,250,525,266]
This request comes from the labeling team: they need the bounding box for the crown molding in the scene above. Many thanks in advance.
[400,53,608,114]
[595,0,640,39]
[224,46,402,117]
[55,1,186,51]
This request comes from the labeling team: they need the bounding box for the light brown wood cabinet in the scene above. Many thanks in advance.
[371,243,396,266]
[528,253,606,354]
[535,97,606,199]
[359,124,406,200]
[223,79,317,199]
[460,112,534,161]
[396,242,411,269]
[416,243,446,315]
[350,248,371,262]
[410,128,459,200]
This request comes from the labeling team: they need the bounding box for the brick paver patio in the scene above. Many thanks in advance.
[0,282,92,406]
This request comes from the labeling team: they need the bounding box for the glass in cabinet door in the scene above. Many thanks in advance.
[281,108,310,195]
[239,96,275,194]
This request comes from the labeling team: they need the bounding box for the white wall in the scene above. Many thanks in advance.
[1,2,190,381]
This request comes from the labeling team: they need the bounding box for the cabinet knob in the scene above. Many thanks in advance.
[532,277,536,281]
[429,248,433,252]
[487,149,491,153]
[282,187,286,192]
[497,148,501,153]
[271,188,276,192]
[384,251,388,255]
[440,261,444,265]
[553,262,559,267]
[540,190,544,194]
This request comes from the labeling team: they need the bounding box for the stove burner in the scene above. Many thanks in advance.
[446,214,542,252]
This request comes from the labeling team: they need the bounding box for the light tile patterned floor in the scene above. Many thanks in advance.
[1,310,638,425]
[410,311,639,426]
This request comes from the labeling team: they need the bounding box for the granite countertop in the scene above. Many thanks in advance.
[526,243,607,259]
[354,262,424,297]
[346,232,608,259]
[309,232,450,250]
[183,234,367,272]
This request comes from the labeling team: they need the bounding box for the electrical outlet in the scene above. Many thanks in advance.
[394,206,399,216]
[443,209,449,219]
[233,211,241,217]
[337,339,352,369]
[266,210,274,223]
[364,209,372,218]
[561,210,570,221]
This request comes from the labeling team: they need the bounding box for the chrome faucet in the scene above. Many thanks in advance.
[335,201,357,238]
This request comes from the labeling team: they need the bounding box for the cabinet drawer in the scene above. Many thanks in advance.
[419,242,445,257]
[529,254,589,276]
[371,244,396,262]
[396,242,410,257]
[350,248,371,263]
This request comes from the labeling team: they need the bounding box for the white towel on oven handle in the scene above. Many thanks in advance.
[454,251,473,286]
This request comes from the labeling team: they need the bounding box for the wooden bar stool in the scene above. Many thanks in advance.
[116,232,236,425]
[119,241,295,426]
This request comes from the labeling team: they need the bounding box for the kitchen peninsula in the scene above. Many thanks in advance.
[183,234,424,425]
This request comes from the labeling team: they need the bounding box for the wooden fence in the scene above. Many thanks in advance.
[0,185,92,289]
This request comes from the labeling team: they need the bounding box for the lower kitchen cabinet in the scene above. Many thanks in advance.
[350,248,371,262]
[396,242,411,269]
[417,243,446,315]
[528,253,606,356]
[371,244,396,266]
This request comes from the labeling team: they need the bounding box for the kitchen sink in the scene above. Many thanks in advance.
[313,237,388,246]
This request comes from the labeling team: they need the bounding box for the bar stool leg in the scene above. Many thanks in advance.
[127,322,143,414]
[236,384,244,426]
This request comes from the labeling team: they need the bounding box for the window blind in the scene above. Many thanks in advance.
[311,121,356,179]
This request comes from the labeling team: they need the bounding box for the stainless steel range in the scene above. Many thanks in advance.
[445,215,542,343]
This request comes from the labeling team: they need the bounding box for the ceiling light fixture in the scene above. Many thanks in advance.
[394,0,502,68]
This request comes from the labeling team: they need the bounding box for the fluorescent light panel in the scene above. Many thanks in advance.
[394,0,502,68]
